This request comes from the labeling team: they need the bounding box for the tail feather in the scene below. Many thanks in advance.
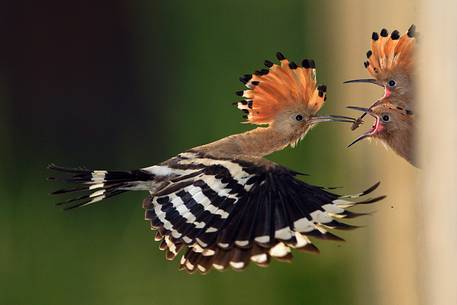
[58,189,127,210]
[48,164,155,210]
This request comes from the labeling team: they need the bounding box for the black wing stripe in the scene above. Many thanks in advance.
[161,195,192,239]
[173,153,253,193]
[204,165,247,196]
[253,184,274,245]
[146,167,247,246]
[193,177,238,214]
[194,195,239,246]
[166,191,202,240]
[151,196,176,235]
[273,177,296,243]
[155,180,194,197]
[233,194,260,247]
[215,203,249,248]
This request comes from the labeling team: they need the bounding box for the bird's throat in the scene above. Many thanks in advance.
[198,127,301,158]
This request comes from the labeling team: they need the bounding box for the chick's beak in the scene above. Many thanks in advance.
[346,106,380,148]
[348,98,385,131]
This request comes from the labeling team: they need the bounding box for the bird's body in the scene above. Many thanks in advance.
[50,53,384,273]
[346,25,417,166]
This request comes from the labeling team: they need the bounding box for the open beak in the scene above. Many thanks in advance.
[346,106,380,148]
[343,78,384,88]
[310,115,358,124]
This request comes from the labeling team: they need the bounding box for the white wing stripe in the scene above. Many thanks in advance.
[152,197,182,238]
[199,175,239,200]
[168,193,206,229]
[178,158,253,191]
[186,185,229,219]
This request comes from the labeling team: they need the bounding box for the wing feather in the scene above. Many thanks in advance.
[143,151,384,273]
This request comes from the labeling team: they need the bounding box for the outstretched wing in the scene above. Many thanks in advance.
[144,151,384,273]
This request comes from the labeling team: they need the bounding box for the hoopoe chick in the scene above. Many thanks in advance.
[49,52,384,274]
[347,102,416,165]
[345,25,417,166]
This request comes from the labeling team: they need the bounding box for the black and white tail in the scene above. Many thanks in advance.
[48,164,156,210]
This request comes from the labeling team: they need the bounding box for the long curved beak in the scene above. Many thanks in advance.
[310,115,357,124]
[346,106,380,148]
[343,78,383,87]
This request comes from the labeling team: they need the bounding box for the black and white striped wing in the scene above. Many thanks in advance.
[144,151,384,273]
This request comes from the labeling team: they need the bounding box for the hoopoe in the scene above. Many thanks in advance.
[49,52,385,274]
[345,25,417,166]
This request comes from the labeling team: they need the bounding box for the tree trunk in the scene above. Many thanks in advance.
[418,1,457,304]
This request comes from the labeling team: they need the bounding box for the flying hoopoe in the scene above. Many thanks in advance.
[345,25,417,166]
[49,52,385,274]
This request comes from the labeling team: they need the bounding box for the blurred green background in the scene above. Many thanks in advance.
[0,1,379,304]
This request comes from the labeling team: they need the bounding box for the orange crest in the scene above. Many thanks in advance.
[364,25,416,80]
[235,52,327,125]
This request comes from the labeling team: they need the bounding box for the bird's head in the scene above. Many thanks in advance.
[347,100,414,148]
[344,25,416,104]
[236,52,356,148]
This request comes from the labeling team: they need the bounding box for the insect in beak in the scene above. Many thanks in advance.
[310,115,358,125]
[346,106,381,148]
[343,78,384,87]
[348,98,385,131]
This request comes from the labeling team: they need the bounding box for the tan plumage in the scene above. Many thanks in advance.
[346,25,417,166]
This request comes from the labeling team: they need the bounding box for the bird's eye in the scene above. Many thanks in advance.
[381,114,390,122]
[295,114,303,121]
[387,79,396,87]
